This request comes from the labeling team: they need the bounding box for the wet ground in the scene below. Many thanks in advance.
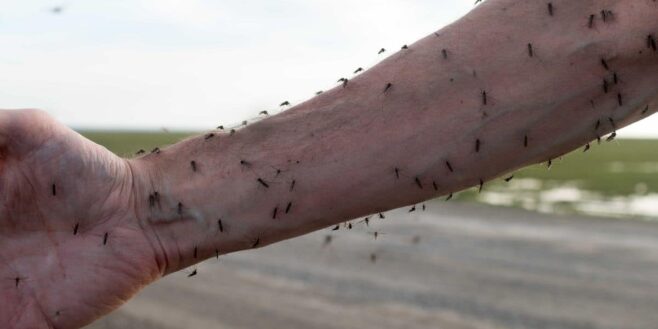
[87,203,658,329]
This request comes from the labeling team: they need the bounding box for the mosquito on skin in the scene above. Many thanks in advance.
[547,2,554,16]
[528,43,534,57]
[257,178,270,188]
[415,177,423,189]
[446,161,454,173]
[588,14,595,29]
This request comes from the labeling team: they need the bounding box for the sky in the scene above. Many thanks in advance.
[0,0,656,136]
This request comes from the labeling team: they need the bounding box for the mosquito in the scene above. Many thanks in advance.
[257,178,270,188]
[415,177,423,189]
[323,235,333,247]
[369,231,386,240]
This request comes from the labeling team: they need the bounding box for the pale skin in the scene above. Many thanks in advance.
[1,0,657,328]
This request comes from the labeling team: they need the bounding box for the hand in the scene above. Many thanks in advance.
[0,109,160,329]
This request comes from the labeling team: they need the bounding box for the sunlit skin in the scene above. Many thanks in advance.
[1,0,658,328]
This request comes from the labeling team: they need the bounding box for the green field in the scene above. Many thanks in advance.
[80,131,658,220]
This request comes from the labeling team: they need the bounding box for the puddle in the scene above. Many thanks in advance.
[474,178,658,220]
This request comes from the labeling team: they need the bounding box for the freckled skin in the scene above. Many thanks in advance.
[1,0,658,328]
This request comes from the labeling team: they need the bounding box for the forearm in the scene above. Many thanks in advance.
[128,0,658,274]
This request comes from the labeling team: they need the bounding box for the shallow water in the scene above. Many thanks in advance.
[470,178,658,221]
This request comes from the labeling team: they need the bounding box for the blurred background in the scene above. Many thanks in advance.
[2,1,657,328]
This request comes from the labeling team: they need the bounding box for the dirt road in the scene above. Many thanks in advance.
[87,203,658,329]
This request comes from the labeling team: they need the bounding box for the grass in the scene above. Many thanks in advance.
[80,131,196,158]
[79,130,658,218]
[451,139,658,197]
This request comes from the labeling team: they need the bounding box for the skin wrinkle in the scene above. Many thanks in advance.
[125,159,169,276]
